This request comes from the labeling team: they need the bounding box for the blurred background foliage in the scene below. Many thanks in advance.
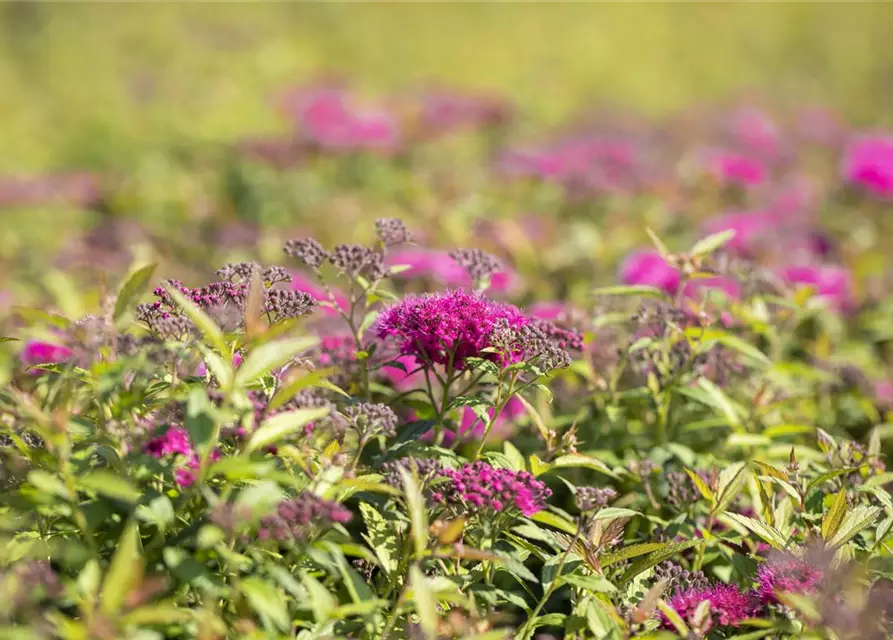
[4,3,893,172]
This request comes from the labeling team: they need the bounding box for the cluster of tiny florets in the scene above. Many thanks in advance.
[575,486,618,512]
[343,402,399,438]
[375,289,529,368]
[216,262,292,286]
[662,583,758,632]
[653,561,710,595]
[381,457,443,487]
[144,425,219,487]
[330,243,386,280]
[449,248,502,283]
[284,238,330,270]
[756,552,824,604]
[258,495,352,542]
[432,461,551,516]
[490,318,574,371]
[376,217,413,247]
[264,289,316,322]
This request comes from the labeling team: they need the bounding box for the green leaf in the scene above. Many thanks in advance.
[114,263,157,322]
[360,503,398,575]
[234,336,318,387]
[410,566,438,640]
[619,539,701,585]
[600,542,668,568]
[827,505,881,548]
[241,576,290,631]
[646,227,672,258]
[301,571,336,622]
[163,285,228,356]
[27,470,70,499]
[530,510,578,535]
[268,367,335,411]
[515,393,550,441]
[593,507,640,521]
[592,285,668,299]
[123,602,194,625]
[713,462,749,516]
[550,454,620,479]
[696,378,743,428]
[722,512,788,549]
[246,406,330,453]
[712,333,771,368]
[657,599,690,636]
[503,441,526,471]
[690,229,736,257]
[100,520,143,615]
[400,467,429,559]
[821,490,848,541]
[685,467,715,504]
[559,573,617,593]
[80,471,141,503]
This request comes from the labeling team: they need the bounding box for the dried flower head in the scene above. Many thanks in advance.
[653,561,709,595]
[449,248,502,285]
[375,217,413,247]
[343,402,398,438]
[264,289,316,322]
[330,244,386,280]
[576,486,618,512]
[284,238,330,270]
[381,457,443,488]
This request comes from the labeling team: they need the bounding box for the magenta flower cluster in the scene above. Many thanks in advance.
[432,461,551,516]
[144,426,219,487]
[258,494,353,542]
[662,583,758,631]
[755,553,824,604]
[21,340,73,372]
[375,289,529,368]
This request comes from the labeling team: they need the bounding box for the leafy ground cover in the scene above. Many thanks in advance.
[4,6,893,639]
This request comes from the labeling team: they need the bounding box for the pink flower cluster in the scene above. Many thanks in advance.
[280,85,400,155]
[842,135,893,198]
[375,289,528,368]
[433,461,550,516]
[258,494,352,542]
[702,149,767,187]
[21,340,73,373]
[417,89,511,138]
[499,135,644,193]
[144,426,219,487]
[756,553,824,604]
[663,584,758,631]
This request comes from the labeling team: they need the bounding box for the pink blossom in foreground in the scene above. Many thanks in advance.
[432,461,550,516]
[618,251,680,294]
[756,553,824,604]
[842,135,893,198]
[21,340,73,373]
[661,584,758,631]
[778,264,854,312]
[375,289,528,368]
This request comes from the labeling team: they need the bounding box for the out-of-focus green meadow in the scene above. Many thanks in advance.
[4,3,893,171]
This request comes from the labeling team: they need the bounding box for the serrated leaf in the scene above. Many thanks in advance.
[827,505,881,548]
[722,512,788,549]
[559,573,616,593]
[114,263,157,322]
[246,406,330,453]
[235,336,318,387]
[685,467,715,504]
[360,503,398,575]
[619,539,701,584]
[821,490,848,541]
[600,542,668,568]
[714,462,749,516]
